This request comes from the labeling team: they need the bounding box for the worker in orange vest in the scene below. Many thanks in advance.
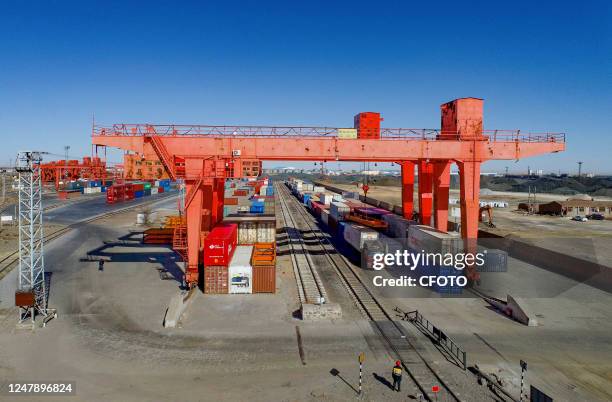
[392,360,402,392]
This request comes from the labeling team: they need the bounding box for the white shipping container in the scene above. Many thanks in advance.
[378,233,404,254]
[229,245,253,294]
[256,222,276,243]
[238,222,257,244]
[332,194,344,202]
[319,193,334,205]
[321,209,330,226]
[330,202,350,221]
[303,183,314,191]
[407,225,462,254]
[151,187,158,195]
[343,223,379,250]
[313,186,325,193]
[259,186,268,195]
[382,214,415,243]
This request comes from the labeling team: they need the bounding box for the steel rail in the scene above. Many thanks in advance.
[276,182,467,401]
[276,184,327,305]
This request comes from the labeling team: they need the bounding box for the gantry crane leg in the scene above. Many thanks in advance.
[433,160,451,232]
[400,161,415,220]
[418,160,434,226]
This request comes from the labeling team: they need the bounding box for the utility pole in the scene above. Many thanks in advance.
[1,172,5,204]
[14,151,56,328]
[505,166,509,176]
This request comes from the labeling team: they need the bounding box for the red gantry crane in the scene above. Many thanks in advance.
[91,98,565,286]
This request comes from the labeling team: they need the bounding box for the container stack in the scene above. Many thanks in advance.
[106,181,172,204]
[224,178,274,217]
[203,217,277,295]
[203,223,238,294]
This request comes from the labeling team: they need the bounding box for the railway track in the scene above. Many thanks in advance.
[276,183,328,305]
[0,194,178,280]
[277,182,489,402]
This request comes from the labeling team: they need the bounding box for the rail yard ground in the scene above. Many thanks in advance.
[0,185,611,401]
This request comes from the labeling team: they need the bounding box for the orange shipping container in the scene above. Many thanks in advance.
[251,243,276,266]
[224,197,238,205]
[252,265,275,293]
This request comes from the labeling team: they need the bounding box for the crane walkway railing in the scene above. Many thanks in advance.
[93,124,565,143]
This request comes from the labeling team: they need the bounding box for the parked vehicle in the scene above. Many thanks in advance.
[571,215,588,222]
[586,213,605,220]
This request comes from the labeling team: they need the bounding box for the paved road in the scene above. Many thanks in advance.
[43,192,178,225]
[0,193,178,309]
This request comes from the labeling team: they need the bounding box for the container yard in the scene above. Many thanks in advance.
[1,98,610,402]
[2,3,610,400]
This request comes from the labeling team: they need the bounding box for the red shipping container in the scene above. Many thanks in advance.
[203,223,238,266]
[124,183,135,200]
[106,184,124,204]
[158,186,165,193]
[234,190,247,196]
[133,183,145,192]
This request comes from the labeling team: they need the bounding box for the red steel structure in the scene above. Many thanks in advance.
[41,156,107,188]
[91,98,565,286]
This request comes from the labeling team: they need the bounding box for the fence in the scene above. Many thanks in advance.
[396,307,467,370]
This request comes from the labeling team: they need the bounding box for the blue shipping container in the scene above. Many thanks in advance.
[250,205,265,213]
[135,190,144,198]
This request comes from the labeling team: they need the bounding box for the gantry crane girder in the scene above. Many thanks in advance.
[91,98,565,286]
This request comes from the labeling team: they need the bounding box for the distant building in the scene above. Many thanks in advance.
[536,198,612,217]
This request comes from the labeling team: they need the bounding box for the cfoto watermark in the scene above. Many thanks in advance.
[371,250,486,271]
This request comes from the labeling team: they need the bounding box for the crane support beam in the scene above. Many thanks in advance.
[92,135,564,163]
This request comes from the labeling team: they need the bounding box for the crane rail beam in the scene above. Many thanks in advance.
[93,124,565,144]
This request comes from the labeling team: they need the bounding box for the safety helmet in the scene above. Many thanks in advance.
[395,360,401,366]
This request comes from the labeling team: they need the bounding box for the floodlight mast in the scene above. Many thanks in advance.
[15,151,56,327]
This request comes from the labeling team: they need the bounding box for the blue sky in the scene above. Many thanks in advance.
[1,1,610,174]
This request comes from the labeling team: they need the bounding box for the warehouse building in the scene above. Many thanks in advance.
[537,198,612,217]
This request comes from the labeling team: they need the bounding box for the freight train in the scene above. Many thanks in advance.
[285,178,508,294]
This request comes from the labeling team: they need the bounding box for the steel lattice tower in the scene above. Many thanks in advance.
[15,151,55,326]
